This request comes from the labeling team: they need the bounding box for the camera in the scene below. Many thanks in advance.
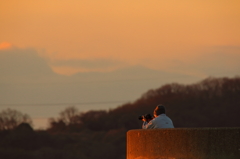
[138,114,153,120]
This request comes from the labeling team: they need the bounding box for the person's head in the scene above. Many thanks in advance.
[153,104,166,117]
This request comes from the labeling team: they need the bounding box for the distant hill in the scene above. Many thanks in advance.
[104,76,240,129]
[47,76,240,131]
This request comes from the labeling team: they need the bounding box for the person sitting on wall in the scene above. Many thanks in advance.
[142,104,174,129]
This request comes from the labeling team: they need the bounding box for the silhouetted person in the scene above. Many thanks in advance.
[142,104,174,129]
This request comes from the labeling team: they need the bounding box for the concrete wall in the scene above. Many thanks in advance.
[127,128,240,159]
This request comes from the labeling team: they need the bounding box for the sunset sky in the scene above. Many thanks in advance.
[1,0,240,129]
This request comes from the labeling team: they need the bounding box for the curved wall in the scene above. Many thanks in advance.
[127,128,240,159]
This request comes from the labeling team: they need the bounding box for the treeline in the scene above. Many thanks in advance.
[0,76,240,159]
[0,123,125,159]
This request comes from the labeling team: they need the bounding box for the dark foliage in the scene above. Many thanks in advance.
[1,76,240,159]
[0,108,32,130]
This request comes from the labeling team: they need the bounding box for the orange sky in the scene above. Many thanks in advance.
[1,0,240,76]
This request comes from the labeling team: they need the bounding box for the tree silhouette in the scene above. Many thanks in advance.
[59,106,80,125]
[0,108,32,130]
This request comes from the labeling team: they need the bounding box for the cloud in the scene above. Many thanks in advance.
[165,46,240,78]
[0,47,53,78]
[0,47,201,116]
[195,46,240,77]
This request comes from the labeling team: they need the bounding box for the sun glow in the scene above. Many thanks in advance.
[0,42,12,50]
